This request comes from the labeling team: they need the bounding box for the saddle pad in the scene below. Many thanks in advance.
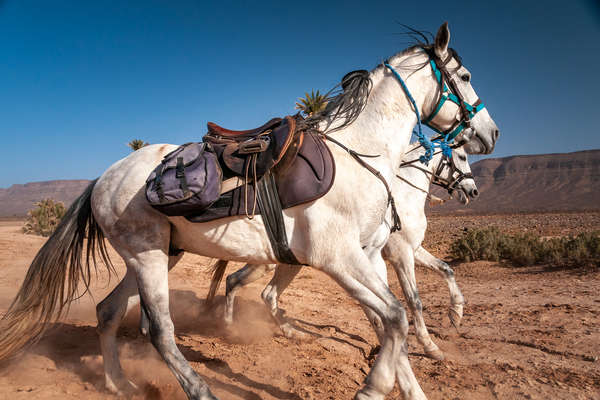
[186,131,335,223]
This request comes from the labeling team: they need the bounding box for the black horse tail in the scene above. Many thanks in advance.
[0,179,114,362]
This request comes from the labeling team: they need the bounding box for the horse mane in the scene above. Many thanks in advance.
[299,69,372,134]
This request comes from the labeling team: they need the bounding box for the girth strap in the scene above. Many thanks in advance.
[256,170,303,265]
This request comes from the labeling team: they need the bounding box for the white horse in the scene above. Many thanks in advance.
[210,145,475,361]
[0,23,498,400]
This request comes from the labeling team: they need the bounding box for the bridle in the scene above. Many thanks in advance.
[421,47,486,143]
[397,150,474,196]
[431,153,474,195]
[323,46,483,232]
[383,47,486,159]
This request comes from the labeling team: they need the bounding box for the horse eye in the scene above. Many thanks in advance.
[458,154,466,161]
[461,74,470,83]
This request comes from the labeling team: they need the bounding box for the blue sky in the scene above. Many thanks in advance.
[1,0,599,188]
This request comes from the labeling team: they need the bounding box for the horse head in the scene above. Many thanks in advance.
[433,146,478,205]
[426,22,500,154]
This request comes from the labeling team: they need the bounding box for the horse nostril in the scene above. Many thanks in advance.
[493,130,499,140]
[471,189,479,198]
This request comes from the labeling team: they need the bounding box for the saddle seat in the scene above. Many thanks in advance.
[203,116,299,179]
[206,117,283,139]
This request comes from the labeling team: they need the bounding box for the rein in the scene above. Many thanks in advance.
[323,134,402,233]
[318,47,482,232]
[397,148,473,197]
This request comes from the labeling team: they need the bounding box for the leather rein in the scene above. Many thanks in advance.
[398,150,474,197]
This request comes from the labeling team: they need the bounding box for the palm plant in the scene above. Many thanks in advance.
[295,90,327,116]
[128,139,149,151]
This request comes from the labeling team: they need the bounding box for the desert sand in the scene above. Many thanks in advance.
[0,214,598,400]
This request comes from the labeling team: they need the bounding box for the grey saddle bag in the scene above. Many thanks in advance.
[145,142,222,216]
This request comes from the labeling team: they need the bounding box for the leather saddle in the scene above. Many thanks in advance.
[189,120,335,223]
[203,116,299,179]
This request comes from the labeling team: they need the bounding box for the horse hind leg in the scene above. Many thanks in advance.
[223,263,273,325]
[260,264,302,338]
[133,249,217,400]
[140,253,184,336]
[96,269,141,395]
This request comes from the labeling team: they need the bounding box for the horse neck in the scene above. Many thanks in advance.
[330,49,438,165]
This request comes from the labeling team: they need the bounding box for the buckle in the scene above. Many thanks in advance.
[238,138,270,154]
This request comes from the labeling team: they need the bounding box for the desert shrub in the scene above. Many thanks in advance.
[22,198,66,237]
[449,226,505,262]
[562,232,600,266]
[451,228,600,267]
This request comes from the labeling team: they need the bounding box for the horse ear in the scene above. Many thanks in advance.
[434,22,450,60]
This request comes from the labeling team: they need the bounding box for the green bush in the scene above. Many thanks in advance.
[450,227,505,262]
[22,199,66,237]
[451,227,600,267]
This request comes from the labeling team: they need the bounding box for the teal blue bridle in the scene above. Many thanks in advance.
[384,48,486,163]
[422,56,485,140]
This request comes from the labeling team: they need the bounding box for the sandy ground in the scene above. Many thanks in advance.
[0,214,598,400]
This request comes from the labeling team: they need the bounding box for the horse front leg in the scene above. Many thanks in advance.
[318,247,426,400]
[414,246,464,328]
[386,243,444,360]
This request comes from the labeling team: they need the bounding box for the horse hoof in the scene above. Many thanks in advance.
[354,387,385,400]
[448,307,463,330]
[280,323,307,340]
[106,378,139,396]
[425,348,445,361]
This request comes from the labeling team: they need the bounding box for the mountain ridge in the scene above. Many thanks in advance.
[1,150,598,217]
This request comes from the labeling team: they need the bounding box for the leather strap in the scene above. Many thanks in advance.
[256,171,303,265]
[324,135,401,233]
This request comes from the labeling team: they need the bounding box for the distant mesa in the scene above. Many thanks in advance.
[1,150,599,217]
[0,180,91,217]
[429,149,600,214]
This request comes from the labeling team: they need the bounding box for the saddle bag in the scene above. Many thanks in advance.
[145,142,222,216]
